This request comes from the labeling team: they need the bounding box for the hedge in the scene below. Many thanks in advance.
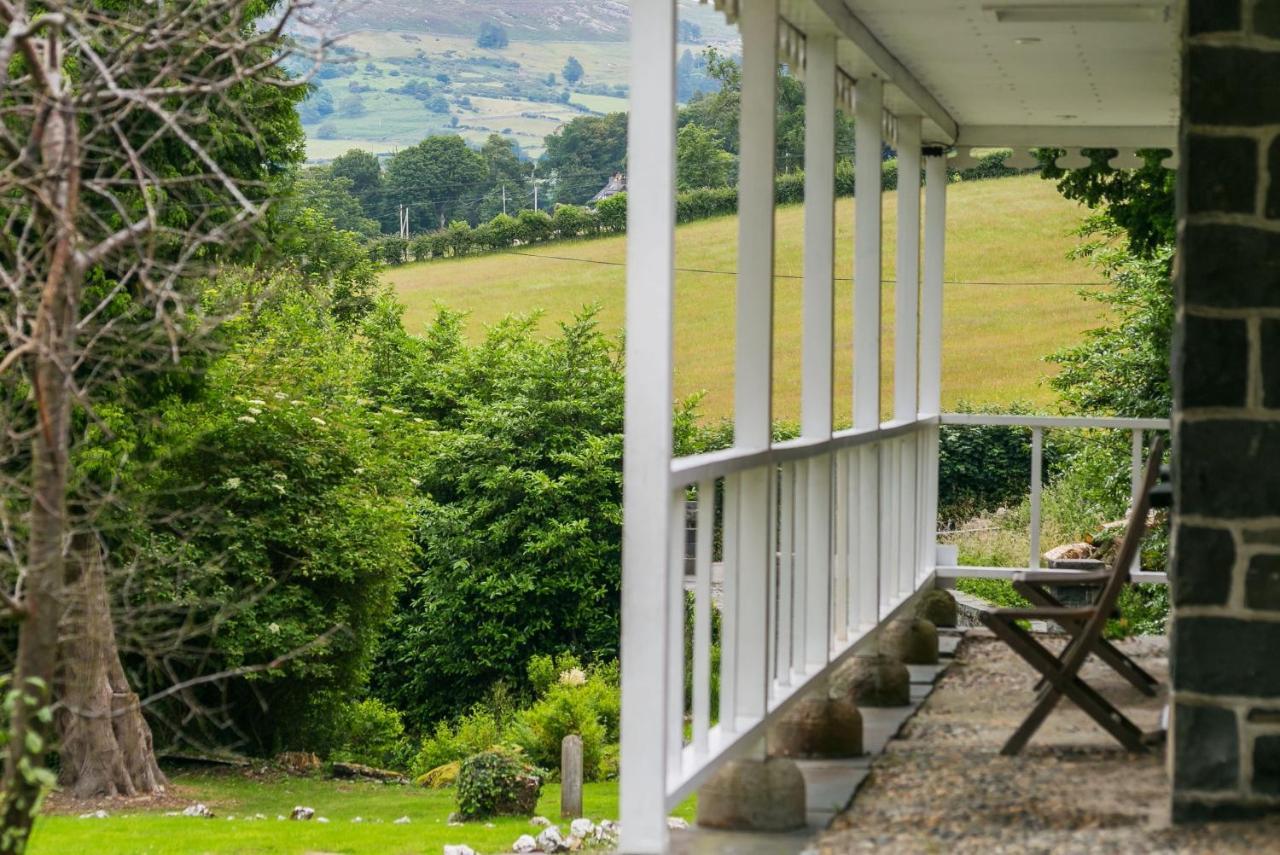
[387,150,1020,266]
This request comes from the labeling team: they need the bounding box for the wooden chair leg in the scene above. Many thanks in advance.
[984,612,1149,754]
[1017,581,1159,697]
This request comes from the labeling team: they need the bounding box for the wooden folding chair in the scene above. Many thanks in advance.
[979,436,1166,755]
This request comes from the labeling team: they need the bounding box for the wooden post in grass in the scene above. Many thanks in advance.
[561,734,583,819]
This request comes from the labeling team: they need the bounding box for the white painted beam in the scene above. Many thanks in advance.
[919,153,946,417]
[956,124,1177,150]
[809,0,958,143]
[894,116,922,423]
[619,1,677,851]
[854,77,883,431]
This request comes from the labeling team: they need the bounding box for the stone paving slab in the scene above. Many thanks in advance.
[907,663,946,684]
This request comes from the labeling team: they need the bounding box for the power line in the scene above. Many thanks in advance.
[500,250,1107,287]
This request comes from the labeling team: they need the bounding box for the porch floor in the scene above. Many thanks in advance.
[819,631,1280,853]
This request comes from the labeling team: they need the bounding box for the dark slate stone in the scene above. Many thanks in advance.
[1174,618,1280,697]
[1179,421,1280,518]
[1247,707,1280,724]
[1174,703,1240,790]
[1264,320,1280,408]
[1182,224,1280,309]
[1246,554,1280,610]
[1187,46,1280,126]
[1189,0,1241,34]
[1268,137,1280,220]
[1254,734,1280,795]
[1173,524,1236,606]
[1186,135,1257,215]
[1181,315,1249,407]
[1256,0,1280,40]
[1172,798,1271,822]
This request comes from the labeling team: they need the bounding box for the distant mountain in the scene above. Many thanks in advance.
[317,0,736,43]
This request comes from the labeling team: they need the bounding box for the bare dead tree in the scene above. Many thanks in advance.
[0,1,335,849]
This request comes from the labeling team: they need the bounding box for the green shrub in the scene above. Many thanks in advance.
[412,708,504,777]
[683,591,721,721]
[595,193,627,232]
[551,203,591,238]
[333,698,410,769]
[455,747,542,820]
[510,683,607,781]
[516,209,553,243]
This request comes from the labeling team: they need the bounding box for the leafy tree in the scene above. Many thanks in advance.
[476,135,532,221]
[365,307,698,725]
[293,167,380,236]
[298,86,334,124]
[330,148,385,222]
[1037,149,1175,258]
[540,113,628,205]
[676,124,733,191]
[425,94,451,114]
[384,135,487,230]
[476,22,509,49]
[562,56,583,84]
[339,93,367,118]
[277,207,385,324]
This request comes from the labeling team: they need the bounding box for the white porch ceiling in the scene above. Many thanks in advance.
[779,0,1183,147]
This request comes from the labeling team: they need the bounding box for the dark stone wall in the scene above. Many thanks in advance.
[1173,0,1280,822]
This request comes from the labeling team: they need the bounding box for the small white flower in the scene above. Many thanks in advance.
[410,478,422,488]
[273,483,286,495]
[291,400,304,406]
[311,417,326,426]
[274,392,287,400]
[248,399,266,406]
[558,667,586,687]
[248,407,262,416]
[237,415,257,424]
[224,477,242,490]
[273,472,288,480]
[413,417,424,424]
[354,467,365,475]
[267,623,280,633]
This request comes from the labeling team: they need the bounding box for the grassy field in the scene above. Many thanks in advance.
[32,770,688,855]
[386,174,1103,423]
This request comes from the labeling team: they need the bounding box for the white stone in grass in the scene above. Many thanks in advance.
[529,816,551,827]
[667,817,689,830]
[512,834,538,853]
[394,816,411,825]
[182,804,214,818]
[569,818,593,838]
[317,817,329,823]
[79,810,109,819]
[537,826,567,853]
[290,806,315,821]
[444,846,476,855]
[352,816,364,823]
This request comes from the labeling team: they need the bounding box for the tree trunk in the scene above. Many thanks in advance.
[55,535,167,798]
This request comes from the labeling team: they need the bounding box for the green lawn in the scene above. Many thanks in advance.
[386,174,1102,422]
[31,770,689,854]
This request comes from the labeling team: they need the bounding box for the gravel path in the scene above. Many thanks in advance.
[818,632,1280,854]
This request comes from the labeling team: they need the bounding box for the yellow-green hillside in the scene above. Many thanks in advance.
[386,174,1102,422]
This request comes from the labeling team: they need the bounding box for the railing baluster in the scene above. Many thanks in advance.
[804,455,828,671]
[1030,427,1043,569]
[833,449,849,643]
[720,473,739,732]
[860,445,880,626]
[693,479,713,757]
[736,466,770,726]
[1130,428,1144,573]
[667,492,686,769]
[777,463,793,690]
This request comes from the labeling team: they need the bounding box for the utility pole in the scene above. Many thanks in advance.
[502,184,507,216]
[532,162,539,212]
[398,204,409,239]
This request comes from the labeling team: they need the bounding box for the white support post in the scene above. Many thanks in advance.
[1030,427,1043,570]
[854,77,883,626]
[894,116,922,423]
[619,1,677,850]
[1130,429,1144,573]
[921,152,947,569]
[854,77,884,431]
[733,0,777,738]
[803,32,836,671]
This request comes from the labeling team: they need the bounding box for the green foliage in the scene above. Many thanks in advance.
[1048,238,1174,419]
[115,285,423,755]
[334,699,410,770]
[938,403,1064,522]
[276,207,384,324]
[540,113,628,204]
[676,124,733,191]
[455,747,543,820]
[476,23,509,50]
[682,592,721,720]
[509,659,618,782]
[412,708,504,777]
[385,136,487,230]
[292,167,380,236]
[1037,148,1175,257]
[594,194,626,232]
[562,56,583,85]
[365,306,700,726]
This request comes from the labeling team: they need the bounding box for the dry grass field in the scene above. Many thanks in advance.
[385,174,1102,423]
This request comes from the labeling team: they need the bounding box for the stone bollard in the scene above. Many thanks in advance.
[560,734,583,820]
[768,695,863,758]
[829,654,911,707]
[696,756,806,832]
[881,617,939,665]
[914,588,959,628]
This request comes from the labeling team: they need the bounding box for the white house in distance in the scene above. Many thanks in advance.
[617,0,1280,851]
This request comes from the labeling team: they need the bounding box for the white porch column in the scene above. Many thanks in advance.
[732,0,777,727]
[619,1,676,851]
[853,77,883,621]
[920,151,948,575]
[894,116,922,422]
[802,32,836,670]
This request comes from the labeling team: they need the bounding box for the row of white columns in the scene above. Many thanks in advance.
[619,3,949,850]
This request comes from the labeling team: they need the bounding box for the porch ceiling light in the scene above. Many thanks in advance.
[982,3,1171,23]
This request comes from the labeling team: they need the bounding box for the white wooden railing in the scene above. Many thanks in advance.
[933,414,1172,585]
